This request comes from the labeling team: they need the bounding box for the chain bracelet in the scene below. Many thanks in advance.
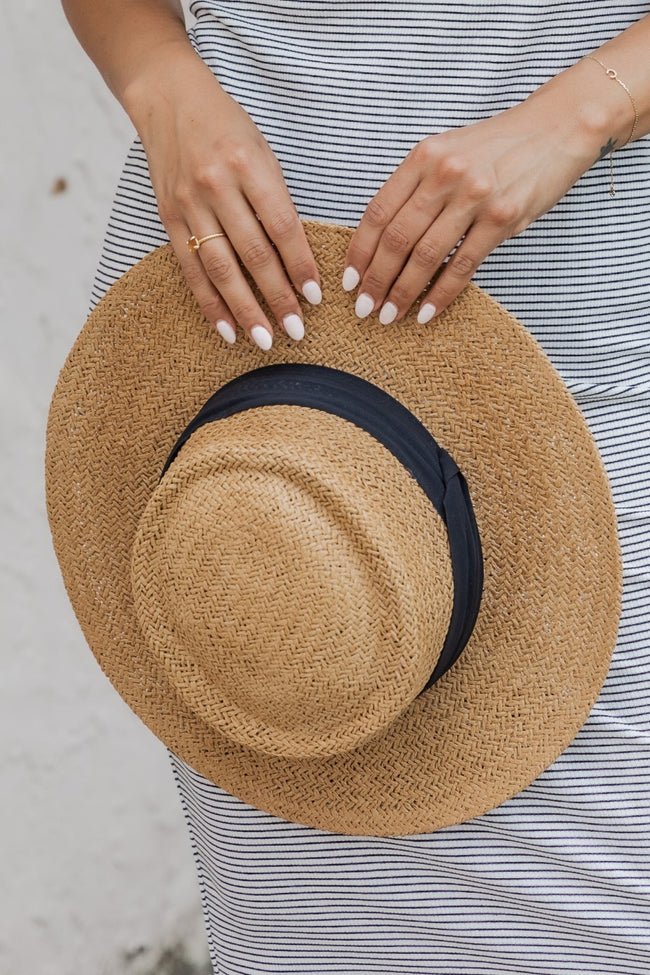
[582,55,640,197]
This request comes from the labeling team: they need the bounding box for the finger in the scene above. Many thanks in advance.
[340,155,421,298]
[350,181,449,323]
[207,189,310,344]
[166,215,241,346]
[374,204,472,325]
[183,202,278,350]
[416,219,502,323]
[242,160,323,310]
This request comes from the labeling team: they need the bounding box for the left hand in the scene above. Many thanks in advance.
[341,61,620,325]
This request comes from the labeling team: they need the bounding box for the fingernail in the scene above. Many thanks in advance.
[378,301,398,325]
[417,302,436,324]
[282,313,305,341]
[302,279,322,304]
[215,319,236,344]
[355,292,375,318]
[341,265,360,291]
[251,324,273,350]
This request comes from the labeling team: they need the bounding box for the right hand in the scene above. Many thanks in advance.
[122,41,322,350]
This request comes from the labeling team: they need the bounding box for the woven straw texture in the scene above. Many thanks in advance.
[45,218,623,836]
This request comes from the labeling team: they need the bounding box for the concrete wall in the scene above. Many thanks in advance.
[0,3,213,973]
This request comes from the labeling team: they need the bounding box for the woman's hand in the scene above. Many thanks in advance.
[341,57,629,326]
[123,43,322,350]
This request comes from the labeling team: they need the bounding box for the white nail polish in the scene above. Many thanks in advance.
[355,292,375,318]
[251,324,273,350]
[215,319,236,344]
[283,313,305,341]
[417,302,436,324]
[341,265,360,291]
[302,279,322,304]
[379,301,398,325]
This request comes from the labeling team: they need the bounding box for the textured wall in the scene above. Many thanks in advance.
[0,3,212,973]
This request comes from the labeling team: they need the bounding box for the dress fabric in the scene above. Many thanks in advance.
[88,2,650,972]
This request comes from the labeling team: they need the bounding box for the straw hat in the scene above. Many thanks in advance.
[45,218,623,837]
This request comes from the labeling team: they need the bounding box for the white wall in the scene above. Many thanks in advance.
[0,3,212,973]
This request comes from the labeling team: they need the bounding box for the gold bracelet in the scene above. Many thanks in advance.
[582,55,640,197]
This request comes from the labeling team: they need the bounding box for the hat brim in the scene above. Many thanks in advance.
[45,219,622,836]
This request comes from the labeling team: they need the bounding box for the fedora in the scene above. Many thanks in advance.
[44,218,622,836]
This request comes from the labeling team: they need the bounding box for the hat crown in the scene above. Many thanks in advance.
[130,404,457,759]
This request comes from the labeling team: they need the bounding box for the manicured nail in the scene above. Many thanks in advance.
[251,324,273,350]
[355,292,375,318]
[341,265,360,291]
[379,301,398,325]
[282,313,305,341]
[215,319,237,344]
[417,302,436,324]
[302,279,322,304]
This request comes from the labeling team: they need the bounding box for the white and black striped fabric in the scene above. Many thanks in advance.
[88,2,650,972]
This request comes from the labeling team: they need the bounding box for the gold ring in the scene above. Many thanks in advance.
[187,232,227,253]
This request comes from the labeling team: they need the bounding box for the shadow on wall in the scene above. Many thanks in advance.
[123,941,212,975]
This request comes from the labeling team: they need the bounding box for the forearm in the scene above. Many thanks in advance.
[527,13,650,156]
[60,0,196,109]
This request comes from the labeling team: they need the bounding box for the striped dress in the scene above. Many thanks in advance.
[88,2,650,972]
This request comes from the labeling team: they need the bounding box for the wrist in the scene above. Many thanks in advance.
[120,38,210,128]
[524,55,634,158]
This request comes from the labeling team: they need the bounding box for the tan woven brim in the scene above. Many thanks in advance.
[45,218,622,836]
